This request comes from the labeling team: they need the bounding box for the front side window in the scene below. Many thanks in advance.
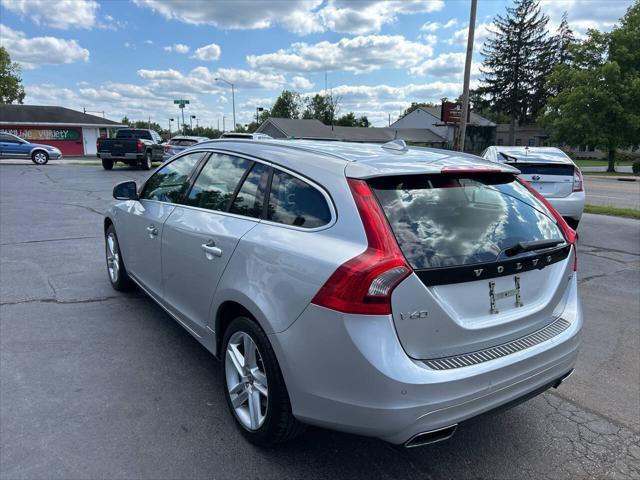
[185,153,252,212]
[267,170,331,228]
[370,174,564,270]
[141,152,205,203]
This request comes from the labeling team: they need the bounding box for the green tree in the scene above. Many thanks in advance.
[553,12,575,65]
[335,112,357,126]
[270,90,302,118]
[0,47,25,104]
[121,116,131,126]
[356,115,370,127]
[302,93,339,125]
[477,0,553,142]
[539,2,640,172]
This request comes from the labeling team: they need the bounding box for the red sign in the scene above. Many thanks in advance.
[441,101,470,124]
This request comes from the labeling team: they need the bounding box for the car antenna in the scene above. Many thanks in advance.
[382,139,408,152]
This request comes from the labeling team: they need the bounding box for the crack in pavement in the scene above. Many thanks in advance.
[0,235,100,246]
[0,295,125,307]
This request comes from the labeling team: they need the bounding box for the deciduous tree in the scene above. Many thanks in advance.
[0,47,25,104]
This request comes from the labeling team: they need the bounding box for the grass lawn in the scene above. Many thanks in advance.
[583,171,638,177]
[584,204,640,220]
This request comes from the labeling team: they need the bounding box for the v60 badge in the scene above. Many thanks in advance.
[400,310,428,321]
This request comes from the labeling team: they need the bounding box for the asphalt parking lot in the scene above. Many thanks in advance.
[1,164,639,480]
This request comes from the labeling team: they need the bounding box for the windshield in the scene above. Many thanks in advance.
[169,139,198,146]
[369,173,565,270]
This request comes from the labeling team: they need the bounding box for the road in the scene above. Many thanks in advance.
[1,164,639,480]
[585,176,640,209]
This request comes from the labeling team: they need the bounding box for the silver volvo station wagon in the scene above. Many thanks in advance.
[104,139,581,448]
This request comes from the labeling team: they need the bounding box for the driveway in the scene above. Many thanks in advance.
[1,164,639,480]
[585,176,640,210]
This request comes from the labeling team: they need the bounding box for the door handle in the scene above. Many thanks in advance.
[146,225,159,237]
[201,241,222,259]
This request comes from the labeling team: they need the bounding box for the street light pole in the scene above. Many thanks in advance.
[456,0,477,152]
[256,106,264,125]
[215,77,236,132]
[169,118,174,136]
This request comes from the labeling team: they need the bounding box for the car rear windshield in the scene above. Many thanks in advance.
[507,163,575,176]
[116,130,152,140]
[369,173,565,270]
[169,139,198,146]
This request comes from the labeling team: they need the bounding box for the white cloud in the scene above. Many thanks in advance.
[247,35,435,74]
[0,24,89,68]
[420,18,458,32]
[98,14,128,31]
[540,0,628,36]
[163,43,190,54]
[446,22,493,47]
[319,0,444,34]
[133,0,444,35]
[145,40,154,45]
[2,0,99,29]
[192,43,222,61]
[138,66,286,91]
[291,75,314,90]
[409,52,481,78]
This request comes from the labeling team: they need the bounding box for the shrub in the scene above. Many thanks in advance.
[632,160,640,175]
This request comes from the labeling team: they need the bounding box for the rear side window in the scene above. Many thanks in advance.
[142,152,205,203]
[185,153,252,212]
[370,174,564,270]
[267,170,331,228]
[229,162,269,218]
[117,130,152,140]
[510,163,575,176]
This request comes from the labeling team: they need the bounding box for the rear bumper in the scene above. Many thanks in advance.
[548,191,585,221]
[270,275,582,445]
[97,152,142,160]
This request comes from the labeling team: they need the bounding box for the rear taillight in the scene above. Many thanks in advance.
[517,177,577,271]
[96,138,101,150]
[311,178,411,315]
[573,167,583,192]
[164,144,172,153]
[137,140,143,153]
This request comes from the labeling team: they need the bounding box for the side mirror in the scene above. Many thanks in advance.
[113,181,138,200]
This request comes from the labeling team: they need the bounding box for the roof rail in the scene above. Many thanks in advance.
[382,139,408,152]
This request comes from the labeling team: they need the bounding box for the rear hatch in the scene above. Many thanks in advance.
[497,152,577,199]
[370,172,574,359]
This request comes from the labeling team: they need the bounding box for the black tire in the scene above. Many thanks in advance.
[105,224,134,291]
[31,150,49,165]
[102,158,114,170]
[141,150,153,170]
[222,316,306,446]
[565,218,580,230]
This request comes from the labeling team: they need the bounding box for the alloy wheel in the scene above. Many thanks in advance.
[225,331,269,430]
[33,152,47,164]
[106,232,120,283]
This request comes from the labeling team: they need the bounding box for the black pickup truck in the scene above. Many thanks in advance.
[97,129,165,170]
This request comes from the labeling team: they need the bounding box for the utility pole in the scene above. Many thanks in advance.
[215,77,236,132]
[388,113,391,127]
[222,115,226,132]
[168,118,174,137]
[456,0,477,152]
[148,115,151,130]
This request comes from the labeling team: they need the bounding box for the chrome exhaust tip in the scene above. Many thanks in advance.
[404,424,458,448]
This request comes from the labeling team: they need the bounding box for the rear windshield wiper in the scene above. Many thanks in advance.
[504,239,564,257]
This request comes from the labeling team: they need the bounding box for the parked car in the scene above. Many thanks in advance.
[0,132,62,165]
[482,146,585,229]
[220,132,273,140]
[104,139,581,448]
[162,135,209,161]
[97,128,164,170]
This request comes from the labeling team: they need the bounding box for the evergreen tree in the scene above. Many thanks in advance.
[477,0,552,143]
[554,12,575,65]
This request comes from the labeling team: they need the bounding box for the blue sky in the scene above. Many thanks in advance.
[0,0,632,127]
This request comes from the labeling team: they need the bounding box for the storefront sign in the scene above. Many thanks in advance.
[0,127,81,141]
